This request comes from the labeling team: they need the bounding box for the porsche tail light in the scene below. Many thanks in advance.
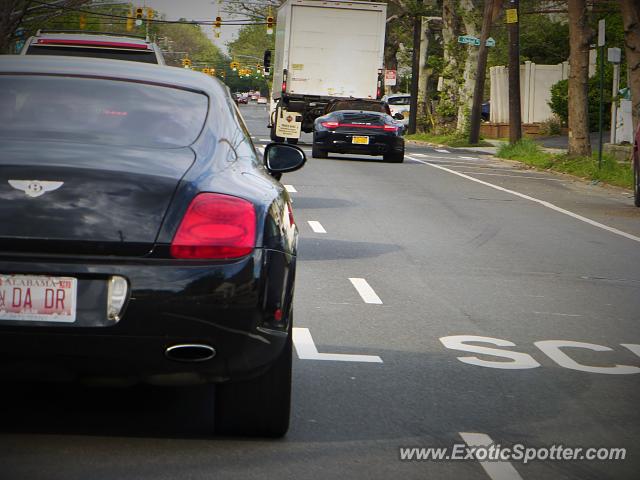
[383,124,398,132]
[170,193,256,259]
[321,121,340,129]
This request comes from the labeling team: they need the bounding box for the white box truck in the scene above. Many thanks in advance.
[268,0,387,142]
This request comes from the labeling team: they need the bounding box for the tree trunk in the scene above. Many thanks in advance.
[384,31,400,95]
[620,0,640,134]
[456,0,481,132]
[438,0,462,129]
[567,0,592,157]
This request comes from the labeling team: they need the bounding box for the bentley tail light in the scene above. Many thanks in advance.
[170,193,256,259]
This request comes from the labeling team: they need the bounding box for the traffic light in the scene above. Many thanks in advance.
[79,15,86,30]
[202,68,210,75]
[214,16,222,28]
[230,61,239,71]
[181,58,192,69]
[135,7,143,20]
[266,16,274,35]
[126,10,134,31]
[146,7,154,19]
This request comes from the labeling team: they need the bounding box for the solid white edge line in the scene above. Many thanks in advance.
[308,220,327,233]
[435,148,450,153]
[292,328,383,363]
[404,155,640,244]
[349,278,383,304]
[284,184,297,193]
[459,432,524,480]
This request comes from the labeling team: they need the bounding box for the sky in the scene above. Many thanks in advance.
[142,0,243,53]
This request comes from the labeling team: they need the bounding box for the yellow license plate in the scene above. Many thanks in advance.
[352,136,369,145]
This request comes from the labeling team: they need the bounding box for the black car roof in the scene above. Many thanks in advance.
[0,55,226,96]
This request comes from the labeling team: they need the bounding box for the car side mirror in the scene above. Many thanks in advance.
[264,143,306,174]
[394,113,404,120]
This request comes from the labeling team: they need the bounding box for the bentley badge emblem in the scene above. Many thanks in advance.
[8,180,64,198]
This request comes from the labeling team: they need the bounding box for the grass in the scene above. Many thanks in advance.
[405,132,493,148]
[497,138,633,189]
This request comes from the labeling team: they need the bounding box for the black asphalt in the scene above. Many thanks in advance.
[1,104,638,480]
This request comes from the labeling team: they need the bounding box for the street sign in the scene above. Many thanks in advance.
[385,69,397,86]
[458,35,480,46]
[458,35,495,47]
[505,8,518,24]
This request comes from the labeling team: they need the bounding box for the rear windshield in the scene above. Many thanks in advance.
[0,75,208,148]
[328,101,387,113]
[387,96,410,106]
[26,45,158,64]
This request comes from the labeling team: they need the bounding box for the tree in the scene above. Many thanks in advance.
[567,0,592,156]
[620,0,640,133]
[0,0,90,53]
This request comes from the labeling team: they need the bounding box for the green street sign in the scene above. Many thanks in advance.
[458,35,479,46]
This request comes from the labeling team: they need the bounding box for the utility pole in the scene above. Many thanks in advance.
[507,0,522,143]
[468,0,495,145]
[408,0,423,135]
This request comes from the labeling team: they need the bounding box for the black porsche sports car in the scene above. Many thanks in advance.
[312,109,405,163]
[0,56,306,437]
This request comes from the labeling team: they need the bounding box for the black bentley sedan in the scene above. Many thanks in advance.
[312,110,405,163]
[0,56,305,437]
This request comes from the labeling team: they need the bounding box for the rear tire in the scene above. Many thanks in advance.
[384,148,404,163]
[634,155,639,207]
[312,146,328,159]
[214,331,292,437]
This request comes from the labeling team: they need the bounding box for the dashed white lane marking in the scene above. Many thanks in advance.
[533,311,582,317]
[404,156,640,244]
[284,184,297,193]
[458,171,565,181]
[435,148,450,153]
[308,220,327,233]
[292,328,383,363]
[259,138,271,142]
[458,156,479,160]
[349,278,383,304]
[412,153,428,157]
[459,433,524,480]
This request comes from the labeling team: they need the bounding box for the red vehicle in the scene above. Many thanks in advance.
[634,122,640,207]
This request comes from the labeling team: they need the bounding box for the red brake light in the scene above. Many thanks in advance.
[170,193,256,259]
[282,81,287,92]
[321,121,340,129]
[36,39,150,50]
[383,124,398,132]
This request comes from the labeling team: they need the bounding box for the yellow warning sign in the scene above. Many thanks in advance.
[505,8,518,24]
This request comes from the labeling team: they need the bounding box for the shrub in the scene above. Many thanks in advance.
[549,71,613,132]
[538,115,563,136]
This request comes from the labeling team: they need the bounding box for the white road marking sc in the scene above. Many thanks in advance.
[292,328,383,363]
[349,278,383,304]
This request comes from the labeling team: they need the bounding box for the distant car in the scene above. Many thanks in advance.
[481,101,490,122]
[324,98,391,116]
[20,30,165,64]
[257,97,268,104]
[0,55,307,437]
[237,96,249,104]
[312,110,405,162]
[251,94,259,101]
[634,122,639,207]
[382,94,410,126]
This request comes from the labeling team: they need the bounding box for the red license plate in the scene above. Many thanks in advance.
[0,275,77,323]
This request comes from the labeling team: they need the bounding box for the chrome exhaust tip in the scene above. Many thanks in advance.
[165,344,216,362]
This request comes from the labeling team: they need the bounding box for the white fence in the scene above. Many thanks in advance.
[489,61,569,124]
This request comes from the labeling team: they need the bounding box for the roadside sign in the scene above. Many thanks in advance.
[458,35,495,47]
[384,69,397,86]
[458,35,480,46]
[505,8,518,23]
